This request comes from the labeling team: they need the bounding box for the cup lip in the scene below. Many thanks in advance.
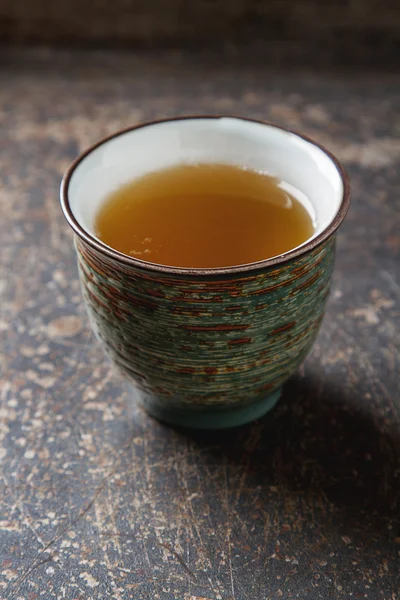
[60,115,351,276]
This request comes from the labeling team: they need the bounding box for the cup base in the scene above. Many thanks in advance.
[141,388,282,430]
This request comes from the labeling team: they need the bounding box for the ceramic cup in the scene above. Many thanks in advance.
[60,116,350,429]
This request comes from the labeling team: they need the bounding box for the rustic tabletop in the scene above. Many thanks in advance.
[0,49,399,600]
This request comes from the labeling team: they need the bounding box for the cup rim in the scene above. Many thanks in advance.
[60,115,351,276]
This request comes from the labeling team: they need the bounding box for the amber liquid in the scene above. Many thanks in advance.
[95,163,315,268]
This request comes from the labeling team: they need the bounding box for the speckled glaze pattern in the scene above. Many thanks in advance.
[75,235,335,419]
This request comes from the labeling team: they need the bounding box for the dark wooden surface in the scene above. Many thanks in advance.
[0,49,399,600]
[1,0,399,62]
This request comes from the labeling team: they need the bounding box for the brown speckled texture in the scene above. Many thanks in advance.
[75,231,334,423]
[0,48,399,599]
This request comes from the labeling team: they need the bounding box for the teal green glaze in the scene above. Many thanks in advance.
[75,236,336,428]
[142,387,282,429]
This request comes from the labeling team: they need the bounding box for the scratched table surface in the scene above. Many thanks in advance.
[0,49,399,600]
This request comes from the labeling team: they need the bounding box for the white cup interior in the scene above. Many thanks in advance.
[68,117,343,253]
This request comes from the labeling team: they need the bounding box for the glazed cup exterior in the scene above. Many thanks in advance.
[61,117,350,429]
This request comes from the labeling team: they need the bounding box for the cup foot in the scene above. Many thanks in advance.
[141,388,282,430]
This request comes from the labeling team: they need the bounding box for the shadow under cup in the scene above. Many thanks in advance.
[60,117,350,429]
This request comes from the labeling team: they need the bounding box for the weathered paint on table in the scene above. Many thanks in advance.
[0,49,399,600]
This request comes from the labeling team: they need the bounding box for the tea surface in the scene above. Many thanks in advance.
[95,163,315,268]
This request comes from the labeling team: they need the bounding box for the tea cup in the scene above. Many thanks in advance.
[60,116,350,429]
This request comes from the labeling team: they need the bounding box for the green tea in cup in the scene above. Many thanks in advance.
[94,163,315,269]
